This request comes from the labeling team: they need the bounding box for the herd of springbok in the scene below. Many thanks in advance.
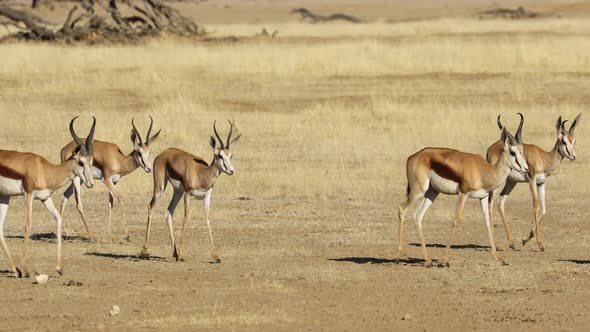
[0,113,581,278]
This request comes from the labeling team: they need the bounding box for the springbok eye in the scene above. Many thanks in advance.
[78,161,85,166]
[509,151,516,157]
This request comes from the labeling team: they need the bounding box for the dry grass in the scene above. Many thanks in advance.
[0,21,588,202]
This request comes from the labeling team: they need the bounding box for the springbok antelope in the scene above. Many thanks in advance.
[59,116,161,241]
[0,117,95,277]
[486,114,581,251]
[395,115,528,267]
[140,120,242,263]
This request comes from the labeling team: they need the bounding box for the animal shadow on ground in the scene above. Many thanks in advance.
[329,257,442,267]
[409,242,491,251]
[558,259,590,264]
[85,252,166,261]
[6,232,90,242]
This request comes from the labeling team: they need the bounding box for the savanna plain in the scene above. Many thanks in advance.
[0,1,589,330]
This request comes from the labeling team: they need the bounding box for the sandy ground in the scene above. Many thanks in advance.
[0,0,590,331]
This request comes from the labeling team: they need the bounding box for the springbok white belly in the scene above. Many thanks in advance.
[92,166,103,180]
[190,188,210,198]
[32,189,54,201]
[429,171,459,195]
[0,175,23,196]
[507,169,528,183]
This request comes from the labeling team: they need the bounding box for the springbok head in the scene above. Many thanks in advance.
[210,120,242,176]
[130,116,161,173]
[69,116,96,188]
[556,114,581,161]
[497,113,529,174]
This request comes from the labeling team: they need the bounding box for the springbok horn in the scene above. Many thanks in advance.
[497,115,504,130]
[146,115,154,144]
[69,116,87,154]
[86,116,96,155]
[560,120,569,134]
[226,120,234,149]
[515,112,524,143]
[131,116,143,144]
[213,120,224,147]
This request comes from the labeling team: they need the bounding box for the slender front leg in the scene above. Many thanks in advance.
[140,189,163,257]
[204,190,220,263]
[177,193,191,261]
[0,196,20,277]
[525,178,544,251]
[107,191,114,241]
[497,180,517,249]
[481,196,506,265]
[21,193,33,278]
[105,178,129,241]
[165,189,183,260]
[414,188,438,267]
[443,192,467,267]
[523,182,547,248]
[43,198,64,275]
[395,190,423,259]
[59,181,74,237]
[72,177,93,241]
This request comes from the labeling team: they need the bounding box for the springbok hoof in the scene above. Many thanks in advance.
[14,267,22,278]
[499,260,509,266]
[123,236,131,242]
[56,268,63,276]
[509,243,516,250]
[212,257,221,264]
[424,261,433,268]
[393,251,404,260]
[539,246,545,252]
[139,250,150,258]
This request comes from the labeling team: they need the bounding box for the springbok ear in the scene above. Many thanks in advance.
[570,113,581,134]
[228,133,242,148]
[130,129,140,147]
[209,136,217,151]
[500,128,510,150]
[147,129,162,145]
[555,115,563,134]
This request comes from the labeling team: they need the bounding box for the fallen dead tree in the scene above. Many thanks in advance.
[0,0,203,43]
[290,8,363,24]
[478,6,556,19]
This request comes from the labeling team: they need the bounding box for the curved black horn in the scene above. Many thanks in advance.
[560,120,569,134]
[146,115,154,144]
[213,120,224,147]
[226,120,234,149]
[515,112,524,142]
[497,115,504,130]
[86,116,96,155]
[69,116,87,154]
[131,116,143,144]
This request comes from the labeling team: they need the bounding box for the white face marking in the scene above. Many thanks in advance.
[217,150,235,175]
[138,146,152,172]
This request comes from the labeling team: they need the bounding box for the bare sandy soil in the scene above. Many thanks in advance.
[0,0,590,331]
